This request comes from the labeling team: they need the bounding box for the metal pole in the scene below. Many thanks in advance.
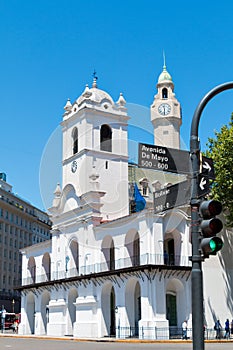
[190,82,233,350]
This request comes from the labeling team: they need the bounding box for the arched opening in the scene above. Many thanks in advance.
[134,281,141,336]
[163,213,185,266]
[133,233,140,266]
[125,230,140,267]
[100,124,112,152]
[101,283,116,336]
[166,293,177,326]
[72,127,78,154]
[166,278,187,337]
[162,88,168,98]
[110,240,115,270]
[125,279,141,337]
[26,292,35,334]
[69,239,79,276]
[41,291,50,334]
[164,238,175,265]
[110,287,116,336]
[28,257,36,283]
[102,236,115,271]
[42,253,51,281]
[67,288,78,336]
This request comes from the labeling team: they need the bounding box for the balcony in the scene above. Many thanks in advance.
[21,253,191,286]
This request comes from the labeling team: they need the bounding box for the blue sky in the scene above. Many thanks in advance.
[1,0,233,211]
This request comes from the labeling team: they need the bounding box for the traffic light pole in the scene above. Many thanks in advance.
[190,82,233,350]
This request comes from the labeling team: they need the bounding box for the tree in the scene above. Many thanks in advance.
[205,114,233,226]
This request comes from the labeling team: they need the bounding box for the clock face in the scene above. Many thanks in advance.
[158,103,171,116]
[71,160,77,173]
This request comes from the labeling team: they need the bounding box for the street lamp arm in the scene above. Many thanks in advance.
[190,82,233,143]
[190,81,233,350]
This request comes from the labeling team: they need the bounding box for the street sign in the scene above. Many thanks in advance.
[200,155,215,180]
[138,143,190,174]
[153,180,191,214]
[197,174,210,197]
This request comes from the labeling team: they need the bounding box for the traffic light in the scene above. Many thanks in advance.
[199,200,223,257]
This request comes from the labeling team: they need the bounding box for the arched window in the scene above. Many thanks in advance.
[72,127,78,154]
[162,88,168,99]
[100,124,112,152]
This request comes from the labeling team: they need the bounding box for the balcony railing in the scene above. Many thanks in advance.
[22,253,191,285]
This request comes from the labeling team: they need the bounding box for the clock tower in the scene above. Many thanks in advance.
[151,63,182,149]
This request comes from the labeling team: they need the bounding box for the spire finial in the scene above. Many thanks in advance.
[92,69,98,88]
[163,50,166,70]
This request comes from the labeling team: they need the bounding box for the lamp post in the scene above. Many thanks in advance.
[190,82,233,350]
[12,299,15,313]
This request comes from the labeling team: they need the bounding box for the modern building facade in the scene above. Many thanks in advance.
[18,66,233,339]
[0,174,52,313]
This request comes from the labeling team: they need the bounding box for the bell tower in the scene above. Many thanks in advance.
[151,60,182,149]
[60,78,130,221]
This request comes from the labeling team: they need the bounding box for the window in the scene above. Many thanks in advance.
[139,178,149,196]
[162,88,168,98]
[72,127,78,154]
[100,124,112,152]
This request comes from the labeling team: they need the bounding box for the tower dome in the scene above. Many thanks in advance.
[76,77,115,108]
[158,64,173,83]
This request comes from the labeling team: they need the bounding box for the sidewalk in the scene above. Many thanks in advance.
[0,333,233,344]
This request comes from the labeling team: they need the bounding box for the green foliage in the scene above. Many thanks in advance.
[205,113,233,226]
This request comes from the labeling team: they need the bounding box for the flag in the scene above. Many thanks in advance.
[134,183,146,212]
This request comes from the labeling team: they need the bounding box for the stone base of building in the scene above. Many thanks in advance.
[73,321,99,338]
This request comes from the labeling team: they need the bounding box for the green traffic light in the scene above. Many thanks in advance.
[201,236,223,256]
[209,237,223,252]
[209,239,216,251]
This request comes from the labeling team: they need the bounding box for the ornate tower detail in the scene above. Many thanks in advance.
[60,78,130,221]
[151,62,182,149]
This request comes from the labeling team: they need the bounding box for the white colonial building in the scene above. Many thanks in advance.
[18,65,233,339]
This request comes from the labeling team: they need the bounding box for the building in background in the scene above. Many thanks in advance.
[17,65,232,339]
[0,173,52,313]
